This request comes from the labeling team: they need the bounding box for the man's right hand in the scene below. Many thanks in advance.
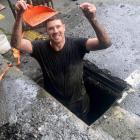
[15,0,28,14]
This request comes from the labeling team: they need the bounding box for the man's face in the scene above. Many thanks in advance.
[46,19,65,43]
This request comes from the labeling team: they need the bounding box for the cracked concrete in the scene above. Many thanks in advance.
[0,57,115,140]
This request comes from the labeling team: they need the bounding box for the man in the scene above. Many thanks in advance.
[11,1,111,120]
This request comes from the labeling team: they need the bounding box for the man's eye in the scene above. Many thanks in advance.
[49,27,53,31]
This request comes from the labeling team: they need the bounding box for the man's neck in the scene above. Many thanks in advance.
[50,38,65,51]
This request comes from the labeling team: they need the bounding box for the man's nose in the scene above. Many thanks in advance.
[53,27,58,33]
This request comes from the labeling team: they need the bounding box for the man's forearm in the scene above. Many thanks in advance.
[10,13,23,50]
[80,3,111,49]
[88,17,112,48]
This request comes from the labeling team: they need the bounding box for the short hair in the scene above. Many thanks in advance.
[45,13,64,26]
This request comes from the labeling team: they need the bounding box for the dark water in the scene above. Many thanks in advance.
[84,80,117,125]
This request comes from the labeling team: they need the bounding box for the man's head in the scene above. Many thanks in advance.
[45,15,65,44]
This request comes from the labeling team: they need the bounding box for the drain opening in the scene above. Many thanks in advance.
[36,60,129,125]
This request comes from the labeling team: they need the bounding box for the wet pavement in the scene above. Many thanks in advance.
[0,0,140,139]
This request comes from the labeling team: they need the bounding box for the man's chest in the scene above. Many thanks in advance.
[42,46,81,74]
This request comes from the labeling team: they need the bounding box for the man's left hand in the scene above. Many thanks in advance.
[80,2,96,20]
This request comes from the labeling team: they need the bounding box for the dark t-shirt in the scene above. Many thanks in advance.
[31,37,89,116]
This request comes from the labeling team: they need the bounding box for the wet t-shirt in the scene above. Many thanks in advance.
[31,37,89,116]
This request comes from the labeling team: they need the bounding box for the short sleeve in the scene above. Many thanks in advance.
[30,40,46,59]
[73,38,89,58]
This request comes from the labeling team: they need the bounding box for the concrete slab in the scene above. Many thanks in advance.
[92,106,140,140]
[0,56,114,139]
[0,55,139,139]
[119,69,140,116]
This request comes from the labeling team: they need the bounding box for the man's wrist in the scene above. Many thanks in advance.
[84,13,97,22]
[89,17,98,25]
[16,11,24,17]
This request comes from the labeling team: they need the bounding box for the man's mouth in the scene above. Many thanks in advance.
[53,34,61,40]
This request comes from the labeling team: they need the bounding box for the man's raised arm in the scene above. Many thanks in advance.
[80,2,112,51]
[10,0,32,53]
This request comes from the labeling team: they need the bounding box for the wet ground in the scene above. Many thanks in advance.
[0,0,140,139]
[53,0,140,117]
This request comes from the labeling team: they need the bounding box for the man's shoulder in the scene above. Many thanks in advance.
[67,36,87,41]
[66,36,78,41]
[31,39,50,51]
[66,36,88,45]
[66,37,82,44]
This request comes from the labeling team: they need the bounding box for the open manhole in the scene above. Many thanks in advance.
[83,60,130,125]
[35,60,129,125]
